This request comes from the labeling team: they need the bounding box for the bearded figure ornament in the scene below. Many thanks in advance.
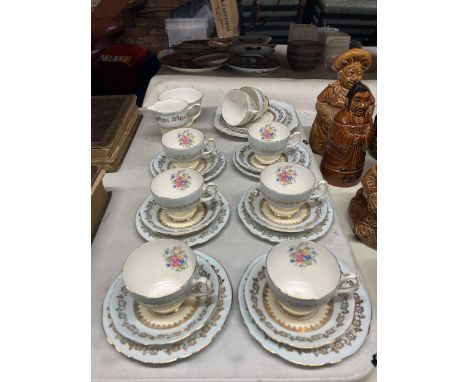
[320,82,375,187]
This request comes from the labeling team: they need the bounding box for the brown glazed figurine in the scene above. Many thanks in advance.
[349,165,377,249]
[309,48,373,155]
[368,115,377,159]
[320,82,375,187]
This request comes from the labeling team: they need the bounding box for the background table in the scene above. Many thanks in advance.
[92,68,377,381]
[157,45,377,81]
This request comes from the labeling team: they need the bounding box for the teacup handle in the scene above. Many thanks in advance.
[309,180,328,200]
[286,132,302,150]
[188,103,201,115]
[190,276,213,297]
[336,273,360,294]
[200,183,218,203]
[202,138,216,156]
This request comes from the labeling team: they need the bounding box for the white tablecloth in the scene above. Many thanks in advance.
[92,61,377,381]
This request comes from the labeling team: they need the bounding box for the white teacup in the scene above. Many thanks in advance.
[259,162,328,218]
[122,239,213,315]
[248,122,301,165]
[221,89,257,126]
[151,168,218,222]
[159,87,203,120]
[221,87,269,127]
[147,99,191,134]
[240,86,269,115]
[162,128,216,169]
[266,240,360,318]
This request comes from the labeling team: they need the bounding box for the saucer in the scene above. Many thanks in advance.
[139,193,221,237]
[214,100,298,139]
[102,250,233,364]
[136,192,230,246]
[269,101,299,130]
[238,254,372,366]
[226,55,280,74]
[237,191,333,243]
[232,146,310,180]
[108,254,219,346]
[235,143,311,174]
[150,149,225,182]
[245,256,355,349]
[232,151,260,179]
[244,187,328,233]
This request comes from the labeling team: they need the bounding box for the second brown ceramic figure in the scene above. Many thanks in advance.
[320,82,374,187]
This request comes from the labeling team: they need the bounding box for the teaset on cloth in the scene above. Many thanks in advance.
[102,85,372,367]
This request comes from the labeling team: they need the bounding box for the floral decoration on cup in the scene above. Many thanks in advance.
[177,130,195,147]
[170,170,192,190]
[288,243,318,267]
[163,246,189,271]
[259,124,277,141]
[275,165,297,185]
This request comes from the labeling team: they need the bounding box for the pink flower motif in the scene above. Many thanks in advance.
[170,256,179,267]
[295,252,305,262]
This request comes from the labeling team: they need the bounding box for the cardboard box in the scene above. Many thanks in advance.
[210,0,240,37]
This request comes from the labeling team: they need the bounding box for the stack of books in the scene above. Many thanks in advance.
[91,165,111,240]
[91,94,142,172]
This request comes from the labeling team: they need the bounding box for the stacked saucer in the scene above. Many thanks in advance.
[238,187,333,243]
[239,247,372,366]
[136,168,230,246]
[232,143,310,179]
[214,99,299,139]
[103,242,232,364]
[150,149,226,182]
[238,162,333,243]
[150,127,226,182]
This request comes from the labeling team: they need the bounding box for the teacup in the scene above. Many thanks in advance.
[162,128,216,169]
[240,86,269,116]
[221,89,257,126]
[147,99,191,134]
[221,87,268,127]
[266,239,360,318]
[159,87,203,120]
[248,122,301,165]
[259,162,328,218]
[151,168,218,221]
[122,239,213,315]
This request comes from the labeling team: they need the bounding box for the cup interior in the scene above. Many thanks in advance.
[248,122,290,142]
[151,168,203,199]
[162,128,204,149]
[159,87,203,104]
[260,163,316,195]
[266,240,341,300]
[150,99,188,114]
[122,239,196,299]
[221,89,249,126]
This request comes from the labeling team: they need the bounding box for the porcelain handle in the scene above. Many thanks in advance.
[202,138,216,156]
[309,180,328,200]
[286,132,301,150]
[200,183,218,203]
[190,276,213,297]
[188,103,201,114]
[336,273,360,294]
